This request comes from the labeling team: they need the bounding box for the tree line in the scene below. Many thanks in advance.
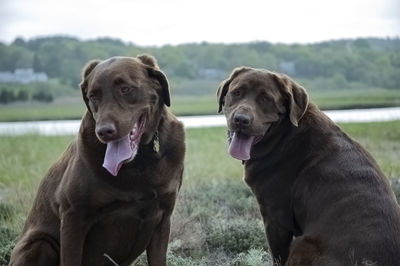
[0,36,399,94]
[0,88,53,104]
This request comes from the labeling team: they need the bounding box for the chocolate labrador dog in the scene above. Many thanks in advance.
[9,55,185,266]
[217,67,400,266]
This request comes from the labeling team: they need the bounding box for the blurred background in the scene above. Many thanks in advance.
[0,0,399,119]
[0,0,399,265]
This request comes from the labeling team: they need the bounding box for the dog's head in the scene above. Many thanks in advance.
[80,54,170,175]
[217,67,308,161]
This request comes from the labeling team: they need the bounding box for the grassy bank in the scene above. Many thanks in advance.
[1,121,400,265]
[0,98,86,122]
[0,88,399,122]
[309,89,400,110]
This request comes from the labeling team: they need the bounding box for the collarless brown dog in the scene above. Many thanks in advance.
[217,67,400,266]
[9,55,185,266]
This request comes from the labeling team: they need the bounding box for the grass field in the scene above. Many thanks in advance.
[0,122,400,265]
[309,89,400,110]
[0,88,399,122]
[0,98,86,122]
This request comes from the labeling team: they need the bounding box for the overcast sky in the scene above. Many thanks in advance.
[0,0,399,46]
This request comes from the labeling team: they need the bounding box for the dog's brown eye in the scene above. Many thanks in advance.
[232,90,241,97]
[120,87,132,94]
[89,95,97,104]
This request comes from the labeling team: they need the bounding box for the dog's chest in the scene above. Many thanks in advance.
[244,163,298,232]
[94,167,179,214]
[82,201,163,265]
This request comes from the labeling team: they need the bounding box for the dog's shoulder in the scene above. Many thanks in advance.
[46,139,79,179]
[163,109,184,136]
[160,110,185,162]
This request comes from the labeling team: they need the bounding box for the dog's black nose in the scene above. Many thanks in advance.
[96,123,117,141]
[233,113,251,127]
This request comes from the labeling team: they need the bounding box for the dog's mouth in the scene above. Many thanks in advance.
[228,131,263,161]
[102,115,146,176]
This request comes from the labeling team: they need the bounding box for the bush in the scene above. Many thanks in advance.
[0,227,18,265]
[232,249,273,266]
[0,89,15,104]
[207,218,267,254]
[0,202,18,264]
[32,91,53,103]
[169,179,268,263]
[16,90,29,102]
[135,248,274,266]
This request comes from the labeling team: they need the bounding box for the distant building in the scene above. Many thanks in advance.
[0,68,48,84]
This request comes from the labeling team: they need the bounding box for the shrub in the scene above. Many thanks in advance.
[0,202,18,264]
[232,248,274,266]
[0,227,18,265]
[206,218,267,254]
[0,89,15,104]
[32,91,53,102]
[16,90,29,102]
[170,179,265,257]
[135,248,274,266]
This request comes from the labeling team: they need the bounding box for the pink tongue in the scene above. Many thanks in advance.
[102,135,137,176]
[229,132,255,161]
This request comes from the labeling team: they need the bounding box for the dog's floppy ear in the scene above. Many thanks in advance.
[80,60,101,110]
[275,74,309,127]
[217,67,250,113]
[138,54,170,107]
[137,54,159,68]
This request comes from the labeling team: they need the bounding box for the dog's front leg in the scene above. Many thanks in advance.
[266,223,293,265]
[146,214,172,266]
[60,208,91,266]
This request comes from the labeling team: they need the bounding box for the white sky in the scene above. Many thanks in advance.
[0,0,399,46]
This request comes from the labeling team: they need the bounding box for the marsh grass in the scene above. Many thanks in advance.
[0,99,86,122]
[1,88,400,122]
[0,122,399,265]
[309,89,400,110]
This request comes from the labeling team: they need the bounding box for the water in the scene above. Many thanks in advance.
[0,107,399,136]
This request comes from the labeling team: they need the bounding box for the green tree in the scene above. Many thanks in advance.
[0,89,15,104]
[32,91,53,103]
[33,53,43,72]
[17,90,29,101]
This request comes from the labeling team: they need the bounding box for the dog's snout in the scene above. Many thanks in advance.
[96,123,117,141]
[233,113,251,127]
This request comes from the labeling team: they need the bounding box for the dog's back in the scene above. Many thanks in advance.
[286,105,400,265]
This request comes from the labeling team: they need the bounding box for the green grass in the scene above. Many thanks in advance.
[310,89,400,110]
[1,122,400,265]
[171,95,219,116]
[0,88,399,121]
[0,99,86,122]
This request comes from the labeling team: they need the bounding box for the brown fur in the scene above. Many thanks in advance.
[9,55,185,266]
[217,67,400,266]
